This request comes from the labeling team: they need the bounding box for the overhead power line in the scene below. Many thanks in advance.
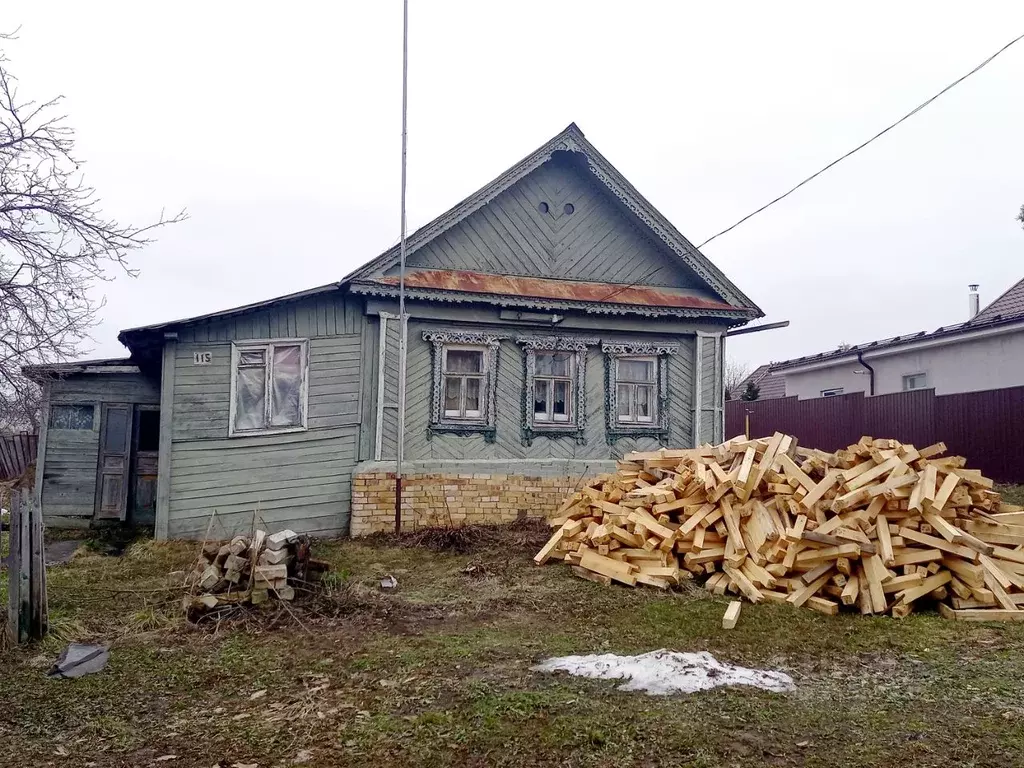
[697,30,1024,249]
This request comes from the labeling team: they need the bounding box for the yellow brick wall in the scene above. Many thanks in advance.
[350,471,596,536]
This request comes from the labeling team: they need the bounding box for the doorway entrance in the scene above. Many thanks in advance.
[94,404,160,525]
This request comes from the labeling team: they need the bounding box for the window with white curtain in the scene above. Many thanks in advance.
[441,346,487,421]
[615,357,657,424]
[533,351,574,424]
[230,340,308,435]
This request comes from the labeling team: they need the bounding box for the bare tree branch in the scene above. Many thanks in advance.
[0,31,185,431]
[724,359,751,401]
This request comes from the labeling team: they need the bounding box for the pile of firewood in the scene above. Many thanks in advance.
[535,434,1024,623]
[183,528,328,612]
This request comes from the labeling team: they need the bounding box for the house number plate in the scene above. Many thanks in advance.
[193,351,213,365]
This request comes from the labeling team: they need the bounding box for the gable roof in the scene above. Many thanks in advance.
[974,276,1024,323]
[346,123,761,318]
[119,123,762,359]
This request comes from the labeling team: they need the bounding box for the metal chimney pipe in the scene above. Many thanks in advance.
[968,284,980,320]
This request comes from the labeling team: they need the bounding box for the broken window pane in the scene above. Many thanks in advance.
[446,349,483,373]
[235,365,266,431]
[270,345,302,426]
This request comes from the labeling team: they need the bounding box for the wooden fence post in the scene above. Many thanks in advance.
[5,487,47,644]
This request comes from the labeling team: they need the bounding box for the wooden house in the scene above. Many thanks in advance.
[26,124,763,537]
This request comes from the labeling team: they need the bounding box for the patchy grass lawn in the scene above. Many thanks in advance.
[4,522,1024,768]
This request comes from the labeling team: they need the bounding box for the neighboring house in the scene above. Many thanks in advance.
[767,280,1024,400]
[25,124,762,538]
[731,364,787,400]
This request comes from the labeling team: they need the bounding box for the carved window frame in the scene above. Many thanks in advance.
[517,336,598,445]
[602,341,678,443]
[423,330,503,442]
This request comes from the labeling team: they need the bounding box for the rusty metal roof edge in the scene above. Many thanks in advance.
[350,280,755,320]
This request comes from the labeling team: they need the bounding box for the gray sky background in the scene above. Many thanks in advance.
[8,2,1024,372]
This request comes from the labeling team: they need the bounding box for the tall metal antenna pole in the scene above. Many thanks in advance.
[394,0,409,535]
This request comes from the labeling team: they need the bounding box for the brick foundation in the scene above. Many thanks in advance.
[350,460,613,536]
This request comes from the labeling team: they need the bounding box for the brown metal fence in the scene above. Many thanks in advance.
[725,386,1024,484]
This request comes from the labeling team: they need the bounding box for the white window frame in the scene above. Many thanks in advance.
[533,351,575,425]
[228,338,309,437]
[821,387,844,397]
[902,373,927,391]
[441,344,488,422]
[615,356,658,425]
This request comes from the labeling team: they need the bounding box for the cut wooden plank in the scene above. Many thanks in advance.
[723,564,764,603]
[722,600,742,629]
[931,473,960,511]
[898,527,979,562]
[875,514,895,566]
[840,574,860,605]
[579,550,638,587]
[571,565,612,586]
[894,571,950,605]
[801,469,841,510]
[787,569,834,607]
[534,527,566,565]
[892,548,943,566]
[806,596,839,615]
[939,603,1024,622]
[777,454,816,492]
[861,555,889,613]
[844,456,901,491]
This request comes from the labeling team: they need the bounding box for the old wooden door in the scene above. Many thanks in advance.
[94,403,133,520]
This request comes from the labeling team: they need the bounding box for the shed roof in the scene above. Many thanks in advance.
[23,357,140,382]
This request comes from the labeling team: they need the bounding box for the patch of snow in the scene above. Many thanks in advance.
[532,649,794,695]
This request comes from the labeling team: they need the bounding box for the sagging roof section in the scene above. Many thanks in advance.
[23,357,139,382]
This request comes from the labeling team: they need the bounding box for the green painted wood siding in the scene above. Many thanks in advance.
[403,157,712,292]
[166,294,363,538]
[379,322,696,462]
[42,373,159,523]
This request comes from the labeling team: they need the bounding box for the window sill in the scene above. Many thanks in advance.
[228,425,308,438]
[427,423,497,443]
[523,425,585,446]
[606,425,668,444]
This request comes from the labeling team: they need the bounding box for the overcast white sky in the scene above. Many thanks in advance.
[8,2,1024,371]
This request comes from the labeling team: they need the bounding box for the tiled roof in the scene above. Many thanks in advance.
[733,364,787,400]
[974,276,1024,323]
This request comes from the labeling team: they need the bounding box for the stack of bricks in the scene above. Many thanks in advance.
[350,471,598,536]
